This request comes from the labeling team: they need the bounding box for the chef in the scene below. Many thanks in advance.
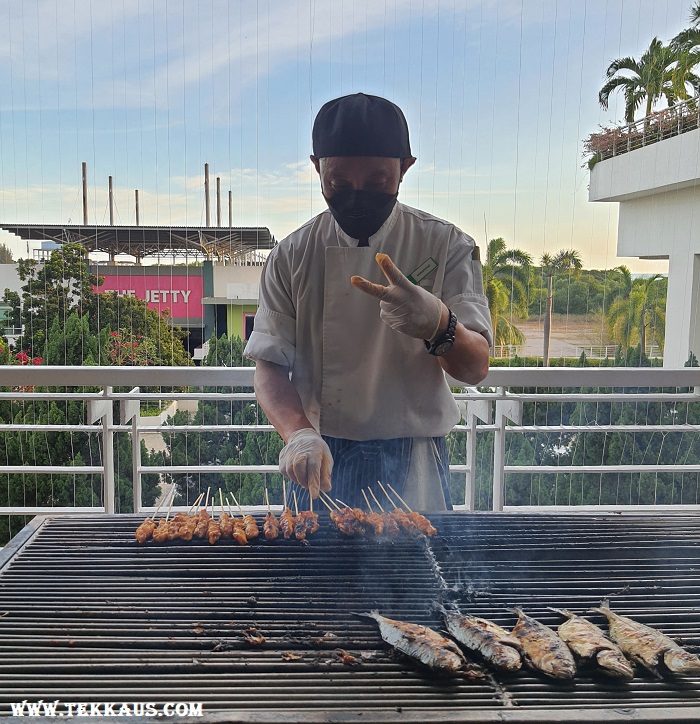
[244,93,492,511]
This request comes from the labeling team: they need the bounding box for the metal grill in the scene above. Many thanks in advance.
[1,513,700,722]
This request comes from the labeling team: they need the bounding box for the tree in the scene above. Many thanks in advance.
[598,38,699,123]
[540,250,583,366]
[482,238,532,354]
[606,274,666,358]
[0,243,14,264]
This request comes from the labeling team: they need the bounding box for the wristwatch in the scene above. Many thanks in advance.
[424,309,457,356]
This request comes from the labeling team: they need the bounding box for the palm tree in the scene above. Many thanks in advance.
[482,238,532,355]
[598,37,698,123]
[606,274,666,357]
[671,2,700,97]
[540,249,583,366]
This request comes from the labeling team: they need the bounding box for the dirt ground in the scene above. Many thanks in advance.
[515,313,613,358]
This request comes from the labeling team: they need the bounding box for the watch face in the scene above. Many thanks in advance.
[433,340,454,356]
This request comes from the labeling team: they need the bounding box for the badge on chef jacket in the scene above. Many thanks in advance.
[407,257,438,288]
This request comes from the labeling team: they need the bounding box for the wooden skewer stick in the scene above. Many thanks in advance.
[377,480,400,510]
[321,490,341,510]
[164,488,176,521]
[335,498,353,509]
[203,486,211,511]
[282,480,288,510]
[292,490,300,517]
[229,493,245,517]
[309,494,313,514]
[387,484,413,513]
[317,494,335,512]
[362,489,373,512]
[264,488,271,513]
[368,487,385,513]
[187,492,204,517]
[150,493,167,520]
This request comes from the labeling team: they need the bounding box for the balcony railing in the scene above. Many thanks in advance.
[585,95,700,162]
[0,366,699,528]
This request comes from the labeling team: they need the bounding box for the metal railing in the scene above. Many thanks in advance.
[0,366,699,520]
[585,95,700,162]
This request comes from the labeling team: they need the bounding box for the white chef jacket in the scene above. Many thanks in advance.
[244,202,492,441]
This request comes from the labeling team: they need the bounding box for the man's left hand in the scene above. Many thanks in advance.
[351,253,443,340]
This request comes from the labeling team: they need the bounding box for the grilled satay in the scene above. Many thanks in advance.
[151,518,170,543]
[294,510,320,541]
[593,601,700,677]
[363,511,384,535]
[406,511,437,536]
[218,511,234,540]
[511,608,576,680]
[231,519,249,545]
[280,508,296,539]
[381,512,401,537]
[194,509,210,539]
[207,517,222,545]
[443,610,522,672]
[361,611,477,677]
[242,514,260,540]
[263,511,280,540]
[135,517,156,543]
[330,507,366,536]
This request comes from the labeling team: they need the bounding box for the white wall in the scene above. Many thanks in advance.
[590,128,700,203]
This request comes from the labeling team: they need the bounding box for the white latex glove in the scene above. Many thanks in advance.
[278,428,333,499]
[351,253,443,340]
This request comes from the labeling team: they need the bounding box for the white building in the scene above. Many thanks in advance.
[589,111,700,368]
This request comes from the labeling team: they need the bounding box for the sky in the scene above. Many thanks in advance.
[0,0,695,272]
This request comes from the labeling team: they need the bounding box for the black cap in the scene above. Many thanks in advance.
[312,93,412,159]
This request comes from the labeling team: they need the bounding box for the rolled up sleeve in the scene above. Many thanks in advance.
[442,233,494,347]
[244,247,297,369]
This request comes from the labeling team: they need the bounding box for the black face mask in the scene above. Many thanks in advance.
[324,189,397,242]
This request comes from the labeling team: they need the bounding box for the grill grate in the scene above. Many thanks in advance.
[1,513,700,722]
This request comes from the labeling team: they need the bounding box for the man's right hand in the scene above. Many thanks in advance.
[278,428,333,499]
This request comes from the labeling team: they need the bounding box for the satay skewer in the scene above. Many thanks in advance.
[368,487,385,513]
[263,488,280,540]
[187,492,204,516]
[386,484,437,537]
[321,491,341,510]
[279,481,296,539]
[387,484,413,512]
[377,480,399,509]
[317,493,335,512]
[230,493,260,539]
[293,490,300,516]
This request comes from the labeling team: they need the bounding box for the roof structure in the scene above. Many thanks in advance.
[0,224,276,262]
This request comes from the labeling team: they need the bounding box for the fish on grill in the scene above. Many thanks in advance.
[592,601,700,677]
[510,608,576,680]
[442,609,522,672]
[359,611,480,677]
[549,608,634,680]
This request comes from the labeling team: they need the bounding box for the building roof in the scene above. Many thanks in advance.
[0,224,276,261]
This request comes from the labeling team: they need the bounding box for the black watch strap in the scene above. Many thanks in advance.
[424,309,457,356]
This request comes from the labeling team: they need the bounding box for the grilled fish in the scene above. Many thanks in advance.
[360,611,477,676]
[443,610,522,671]
[593,601,700,677]
[510,608,576,680]
[550,608,633,680]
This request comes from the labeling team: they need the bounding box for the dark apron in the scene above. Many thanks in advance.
[289,435,452,512]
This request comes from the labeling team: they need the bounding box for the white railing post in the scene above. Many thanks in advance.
[465,398,492,511]
[492,392,522,511]
[88,387,115,514]
[120,388,142,514]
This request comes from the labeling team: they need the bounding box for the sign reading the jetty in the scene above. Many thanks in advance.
[96,273,204,321]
